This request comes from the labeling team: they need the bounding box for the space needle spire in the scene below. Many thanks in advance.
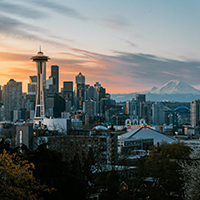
[31,49,50,127]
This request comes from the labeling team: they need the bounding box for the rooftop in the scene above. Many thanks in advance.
[119,127,176,145]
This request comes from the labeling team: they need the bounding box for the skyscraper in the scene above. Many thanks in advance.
[136,94,146,102]
[45,74,58,117]
[3,79,22,120]
[139,101,152,124]
[75,72,85,110]
[86,86,96,100]
[126,98,139,119]
[83,99,96,118]
[191,99,200,126]
[31,50,50,126]
[45,77,55,117]
[0,85,2,102]
[51,65,59,93]
[28,76,37,94]
[53,92,65,118]
[152,102,165,125]
[96,86,106,114]
[61,81,73,105]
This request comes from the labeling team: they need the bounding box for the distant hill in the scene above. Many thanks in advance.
[111,80,200,102]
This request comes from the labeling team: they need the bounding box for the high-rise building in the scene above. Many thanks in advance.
[94,82,101,89]
[65,100,71,112]
[135,94,152,123]
[26,76,37,116]
[126,98,140,120]
[76,72,85,83]
[63,81,73,92]
[3,79,22,120]
[45,76,57,116]
[83,99,96,118]
[61,81,73,105]
[191,99,200,126]
[53,92,65,118]
[28,76,37,94]
[0,85,2,102]
[96,86,106,114]
[86,86,96,100]
[51,65,59,93]
[140,102,152,124]
[136,94,146,103]
[31,50,50,126]
[105,107,117,123]
[45,76,57,98]
[100,98,110,116]
[25,93,36,111]
[152,102,165,125]
[75,72,85,110]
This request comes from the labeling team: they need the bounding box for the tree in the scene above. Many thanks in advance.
[0,138,10,153]
[24,143,87,200]
[94,168,120,200]
[141,142,192,200]
[0,150,53,200]
[181,160,200,200]
[83,147,96,183]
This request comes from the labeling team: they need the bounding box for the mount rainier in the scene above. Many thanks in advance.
[145,80,200,95]
[111,80,200,102]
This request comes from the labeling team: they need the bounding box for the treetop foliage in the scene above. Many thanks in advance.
[148,141,192,161]
[0,149,54,200]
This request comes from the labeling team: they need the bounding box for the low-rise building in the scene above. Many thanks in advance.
[118,138,153,154]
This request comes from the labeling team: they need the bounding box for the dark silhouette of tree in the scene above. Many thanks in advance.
[23,143,87,200]
[0,138,10,153]
[139,142,192,200]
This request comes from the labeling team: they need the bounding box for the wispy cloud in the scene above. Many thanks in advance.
[0,1,45,19]
[0,1,82,48]
[125,40,137,47]
[0,14,30,35]
[0,14,70,49]
[21,0,86,20]
[95,15,129,30]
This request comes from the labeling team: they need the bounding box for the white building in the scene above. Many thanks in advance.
[43,118,71,133]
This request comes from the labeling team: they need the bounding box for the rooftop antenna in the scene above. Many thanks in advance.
[39,45,41,52]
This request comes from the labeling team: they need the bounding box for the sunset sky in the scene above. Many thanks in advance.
[0,0,200,93]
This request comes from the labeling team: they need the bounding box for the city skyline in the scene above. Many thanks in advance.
[0,0,200,93]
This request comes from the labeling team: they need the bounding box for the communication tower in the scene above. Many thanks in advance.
[31,49,50,127]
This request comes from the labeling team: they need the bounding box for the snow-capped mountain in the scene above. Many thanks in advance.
[111,80,200,102]
[148,80,200,94]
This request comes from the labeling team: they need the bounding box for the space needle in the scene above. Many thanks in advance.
[31,48,50,127]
